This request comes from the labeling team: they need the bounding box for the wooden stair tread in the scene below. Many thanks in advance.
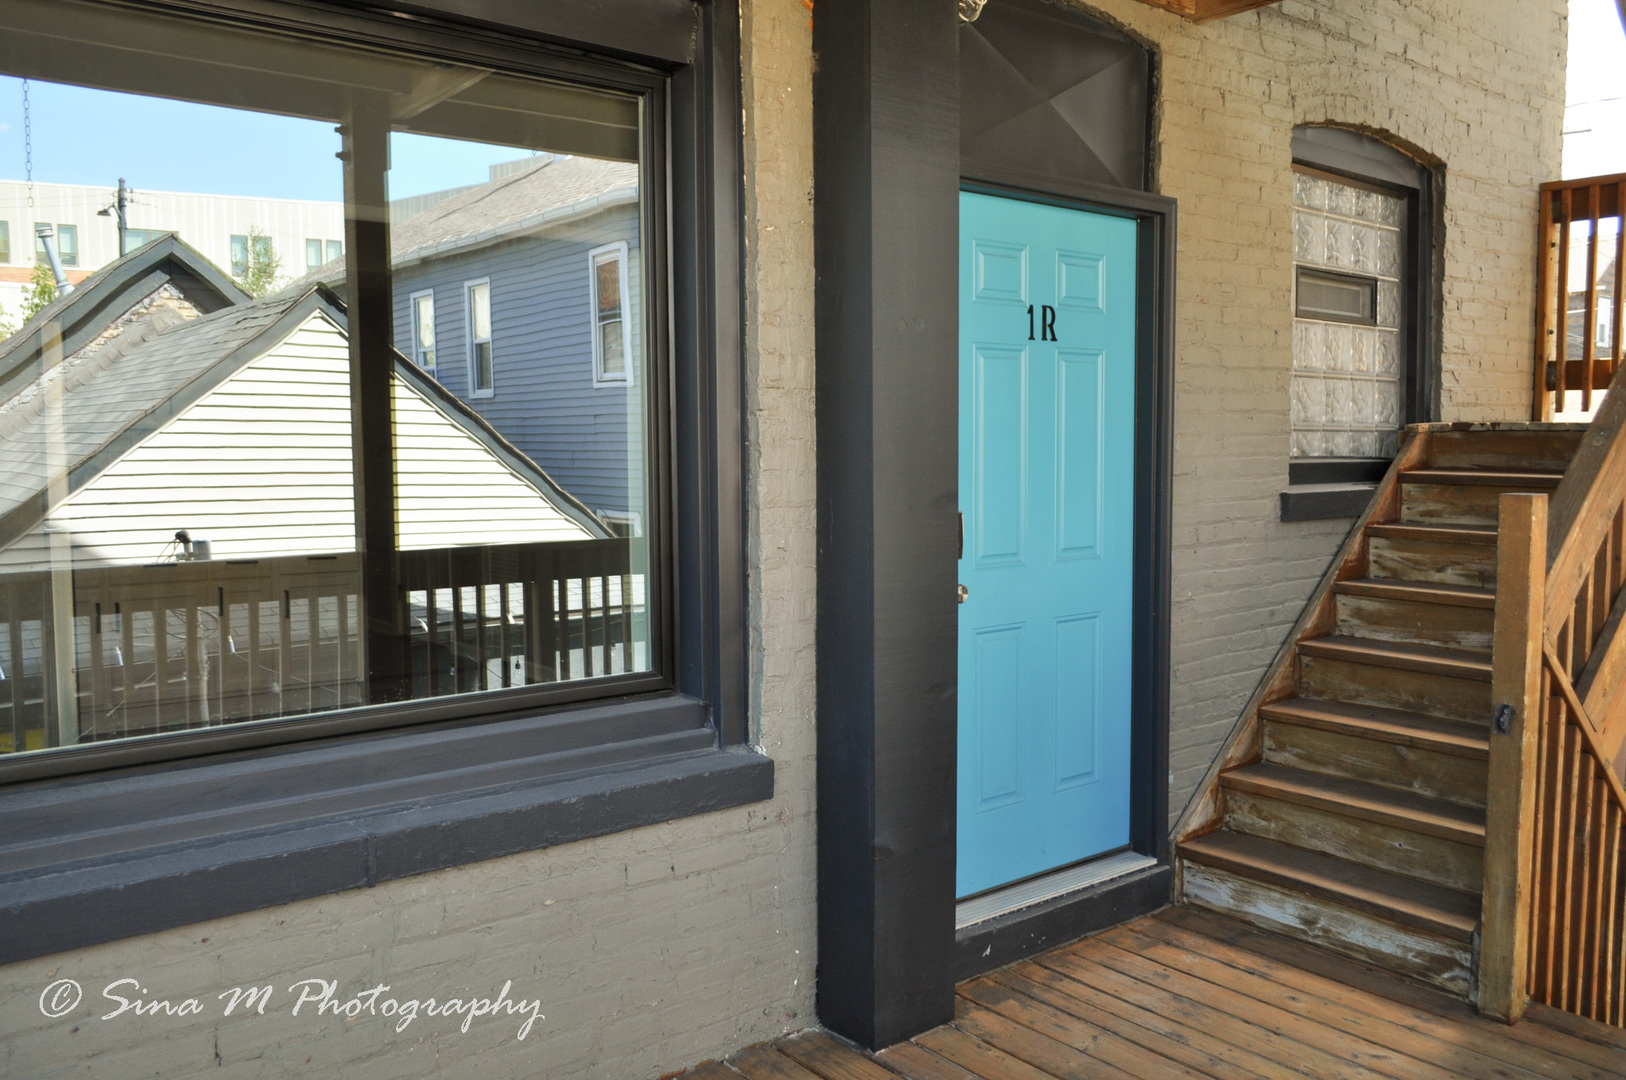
[1179,831,1480,942]
[1221,763,1485,846]
[1333,577,1495,609]
[1399,468,1563,489]
[1259,697,1489,759]
[1297,635,1492,679]
[1366,522,1500,545]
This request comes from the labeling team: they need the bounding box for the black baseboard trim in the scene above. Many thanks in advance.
[952,862,1173,981]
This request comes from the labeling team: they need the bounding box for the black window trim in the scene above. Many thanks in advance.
[1282,126,1440,520]
[0,0,764,965]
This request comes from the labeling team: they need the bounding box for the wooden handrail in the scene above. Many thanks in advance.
[1483,337,1626,1024]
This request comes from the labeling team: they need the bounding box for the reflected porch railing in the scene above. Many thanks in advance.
[0,538,638,754]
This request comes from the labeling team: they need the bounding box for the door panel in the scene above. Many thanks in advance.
[958,190,1137,899]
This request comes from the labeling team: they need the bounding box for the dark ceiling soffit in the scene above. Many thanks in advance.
[1132,0,1283,22]
[363,0,698,65]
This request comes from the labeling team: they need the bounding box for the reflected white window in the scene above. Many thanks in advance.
[590,243,631,384]
[411,290,436,375]
[306,239,323,269]
[1291,170,1405,460]
[466,279,493,396]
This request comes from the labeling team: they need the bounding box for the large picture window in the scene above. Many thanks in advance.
[0,0,662,772]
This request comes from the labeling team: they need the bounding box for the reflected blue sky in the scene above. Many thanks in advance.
[0,78,534,203]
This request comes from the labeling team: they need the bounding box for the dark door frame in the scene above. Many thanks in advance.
[813,0,1175,1049]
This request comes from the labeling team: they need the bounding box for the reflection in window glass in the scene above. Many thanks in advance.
[57,224,78,267]
[0,0,653,761]
[593,247,628,381]
[466,280,493,394]
[412,291,436,374]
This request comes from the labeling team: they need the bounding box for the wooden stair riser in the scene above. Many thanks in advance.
[1332,593,1494,652]
[1180,861,1475,997]
[1426,429,1585,471]
[1367,535,1497,588]
[1263,720,1488,808]
[1401,482,1521,527]
[1299,654,1491,725]
[1221,788,1484,893]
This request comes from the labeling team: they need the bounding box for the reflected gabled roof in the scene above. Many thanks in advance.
[389,154,638,266]
[0,283,609,553]
[0,233,248,399]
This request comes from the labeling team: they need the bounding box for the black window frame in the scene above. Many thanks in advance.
[1282,126,1440,521]
[0,0,763,966]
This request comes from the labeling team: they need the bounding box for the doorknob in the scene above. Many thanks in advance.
[957,584,969,604]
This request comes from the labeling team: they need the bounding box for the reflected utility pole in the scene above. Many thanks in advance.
[98,178,128,256]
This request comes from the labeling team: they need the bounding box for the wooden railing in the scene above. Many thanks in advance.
[0,538,638,755]
[1481,375,1626,1025]
[1533,174,1626,420]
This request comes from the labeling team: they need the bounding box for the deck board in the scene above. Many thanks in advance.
[686,908,1626,1080]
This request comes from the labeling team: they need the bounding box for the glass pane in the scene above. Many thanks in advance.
[597,257,622,319]
[388,99,650,694]
[600,319,625,375]
[0,0,654,760]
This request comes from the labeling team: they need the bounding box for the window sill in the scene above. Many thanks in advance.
[0,696,772,964]
[1279,482,1378,522]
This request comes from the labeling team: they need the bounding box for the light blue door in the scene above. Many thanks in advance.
[957,191,1137,898]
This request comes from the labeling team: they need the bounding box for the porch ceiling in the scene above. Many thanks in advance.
[1133,0,1283,22]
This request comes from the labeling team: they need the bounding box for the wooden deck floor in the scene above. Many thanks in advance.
[681,907,1626,1080]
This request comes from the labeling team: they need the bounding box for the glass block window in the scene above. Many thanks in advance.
[1292,171,1404,459]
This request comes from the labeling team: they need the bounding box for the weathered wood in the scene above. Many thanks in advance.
[1221,763,1485,846]
[1368,529,1500,588]
[1429,429,1588,471]
[1299,651,1491,724]
[775,1031,896,1080]
[1037,943,1410,1080]
[912,1025,1057,1080]
[1262,697,1490,756]
[1160,907,1626,1075]
[1262,713,1489,806]
[986,966,1307,1080]
[1097,922,1527,1080]
[1181,831,1479,938]
[1171,429,1433,843]
[1577,584,1626,761]
[1334,590,1496,652]
[1481,493,1549,1023]
[1223,788,1484,893]
[1180,861,1476,996]
[872,1042,981,1080]
[949,996,1161,1080]
[1403,479,1561,528]
[1546,363,1626,616]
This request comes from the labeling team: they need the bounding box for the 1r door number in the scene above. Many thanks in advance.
[1027,304,1057,342]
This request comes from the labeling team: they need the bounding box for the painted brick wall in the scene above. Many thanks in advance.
[1068,0,1567,823]
[0,1,1567,1077]
[0,2,817,1078]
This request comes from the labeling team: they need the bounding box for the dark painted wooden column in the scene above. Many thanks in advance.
[813,0,961,1050]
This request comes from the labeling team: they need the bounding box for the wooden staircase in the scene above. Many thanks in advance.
[1176,424,1587,999]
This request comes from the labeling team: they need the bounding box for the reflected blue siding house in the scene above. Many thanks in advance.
[387,156,645,527]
